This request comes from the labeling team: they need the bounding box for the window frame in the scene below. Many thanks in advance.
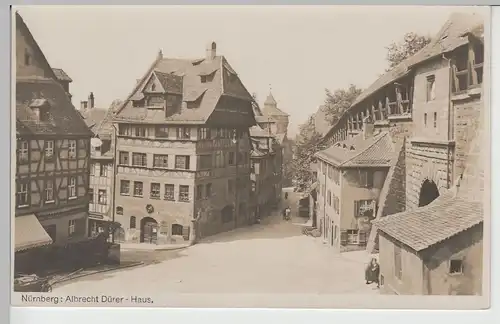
[16,181,29,207]
[120,180,130,195]
[133,181,143,197]
[45,140,54,161]
[98,189,107,205]
[150,183,161,199]
[18,141,29,163]
[68,139,77,159]
[68,176,77,199]
[179,185,190,202]
[45,180,54,203]
[164,184,175,201]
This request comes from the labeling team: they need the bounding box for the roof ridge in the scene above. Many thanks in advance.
[339,132,388,167]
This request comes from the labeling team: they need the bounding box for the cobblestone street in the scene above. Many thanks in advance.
[54,212,379,295]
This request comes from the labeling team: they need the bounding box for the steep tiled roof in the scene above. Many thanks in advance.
[52,68,72,82]
[16,78,92,136]
[316,131,395,167]
[81,108,108,133]
[373,196,483,252]
[351,12,483,108]
[115,53,254,125]
[152,70,183,94]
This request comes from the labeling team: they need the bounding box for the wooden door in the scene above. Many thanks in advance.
[143,222,158,244]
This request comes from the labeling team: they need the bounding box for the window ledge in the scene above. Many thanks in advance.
[133,195,143,198]
[374,120,390,126]
[120,193,130,196]
[388,114,412,121]
[17,205,29,208]
[68,196,77,200]
[45,200,55,204]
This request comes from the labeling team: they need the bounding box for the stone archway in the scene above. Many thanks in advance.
[140,216,158,243]
[418,179,440,207]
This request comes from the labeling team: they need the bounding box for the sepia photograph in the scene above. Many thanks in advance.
[11,5,490,309]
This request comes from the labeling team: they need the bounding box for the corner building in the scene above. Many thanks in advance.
[113,42,256,245]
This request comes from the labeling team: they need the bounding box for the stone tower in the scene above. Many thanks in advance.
[262,91,289,136]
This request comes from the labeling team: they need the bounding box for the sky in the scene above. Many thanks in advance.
[16,5,486,138]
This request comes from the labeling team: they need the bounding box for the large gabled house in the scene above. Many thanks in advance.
[112,42,257,244]
[15,12,92,273]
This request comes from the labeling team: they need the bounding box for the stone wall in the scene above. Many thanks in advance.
[405,141,452,210]
[453,95,483,180]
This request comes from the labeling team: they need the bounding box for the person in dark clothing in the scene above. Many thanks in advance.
[284,192,289,200]
[365,258,380,288]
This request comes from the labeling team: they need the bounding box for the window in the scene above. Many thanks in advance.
[394,244,403,280]
[449,259,464,274]
[328,190,332,206]
[18,141,28,162]
[90,163,95,175]
[229,152,235,168]
[196,185,203,200]
[118,124,130,136]
[119,151,129,165]
[100,164,108,177]
[130,216,136,229]
[433,112,437,128]
[200,75,207,83]
[120,180,130,195]
[333,196,340,214]
[68,140,77,159]
[347,229,359,244]
[134,126,147,137]
[132,153,147,167]
[206,183,212,197]
[333,168,340,185]
[426,75,436,101]
[133,181,143,197]
[88,188,94,203]
[359,170,374,188]
[16,182,29,207]
[164,184,175,201]
[176,127,191,139]
[150,183,160,199]
[24,49,31,65]
[199,155,212,169]
[151,83,156,91]
[68,177,77,198]
[153,154,169,168]
[354,199,374,217]
[175,155,190,169]
[155,126,169,138]
[98,189,107,205]
[198,127,210,140]
[45,140,54,160]
[68,219,76,236]
[214,151,225,168]
[179,185,190,202]
[424,113,427,127]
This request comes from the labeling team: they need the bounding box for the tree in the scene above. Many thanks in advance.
[386,32,431,70]
[290,116,324,191]
[323,85,362,125]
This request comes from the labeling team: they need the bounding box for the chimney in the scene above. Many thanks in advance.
[88,92,95,109]
[206,41,216,60]
[157,49,163,60]
[363,115,374,140]
[80,100,88,111]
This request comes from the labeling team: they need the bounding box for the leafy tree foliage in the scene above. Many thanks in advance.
[323,85,363,125]
[386,32,431,70]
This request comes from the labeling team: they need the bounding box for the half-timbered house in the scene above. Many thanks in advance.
[14,13,92,270]
[112,42,256,245]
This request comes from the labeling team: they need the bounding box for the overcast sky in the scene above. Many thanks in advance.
[16,5,486,137]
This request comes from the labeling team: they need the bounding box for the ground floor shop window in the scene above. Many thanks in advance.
[347,229,358,244]
[172,224,183,236]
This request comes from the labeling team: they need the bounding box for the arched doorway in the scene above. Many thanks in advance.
[418,179,440,207]
[140,217,158,243]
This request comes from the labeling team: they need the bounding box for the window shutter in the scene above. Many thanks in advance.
[367,171,374,188]
[182,226,190,241]
[354,200,360,217]
[340,231,348,246]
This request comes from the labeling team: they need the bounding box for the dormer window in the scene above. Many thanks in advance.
[349,145,355,151]
[336,143,341,147]
[29,99,50,122]
[200,75,207,83]
[342,144,347,149]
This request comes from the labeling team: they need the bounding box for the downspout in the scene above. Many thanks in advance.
[234,129,239,229]
[322,161,327,242]
[442,53,453,188]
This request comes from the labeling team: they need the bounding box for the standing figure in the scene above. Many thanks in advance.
[285,207,291,220]
[365,258,380,288]
[284,192,289,200]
